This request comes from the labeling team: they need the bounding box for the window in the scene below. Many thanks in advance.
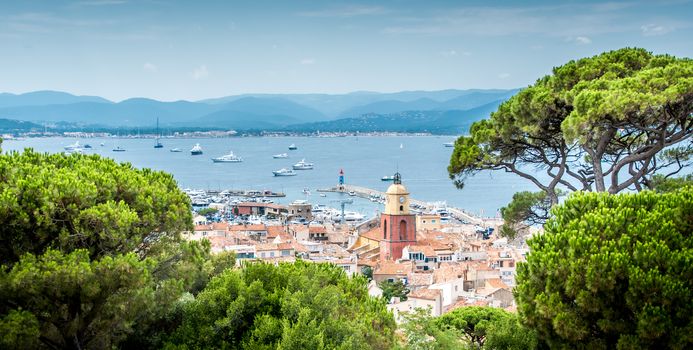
[270,252,275,257]
[399,220,407,240]
[399,205,404,211]
[432,220,436,223]
[384,219,387,239]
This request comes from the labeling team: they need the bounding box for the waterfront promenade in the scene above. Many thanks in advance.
[318,184,496,226]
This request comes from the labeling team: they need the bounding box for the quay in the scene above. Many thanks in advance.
[317,184,489,225]
[205,189,286,197]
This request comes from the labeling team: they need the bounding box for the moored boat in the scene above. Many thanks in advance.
[293,158,314,170]
[288,144,298,150]
[170,148,182,152]
[190,143,203,155]
[273,153,289,159]
[273,168,297,176]
[212,151,243,163]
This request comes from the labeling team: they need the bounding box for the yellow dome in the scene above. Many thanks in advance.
[386,183,409,195]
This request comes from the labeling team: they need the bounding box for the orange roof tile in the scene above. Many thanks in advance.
[408,288,441,301]
[361,227,384,241]
[486,278,510,290]
[309,226,327,234]
[374,261,413,276]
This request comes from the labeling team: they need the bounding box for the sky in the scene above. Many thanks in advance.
[0,0,691,101]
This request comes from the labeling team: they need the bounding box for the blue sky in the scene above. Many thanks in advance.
[0,0,691,101]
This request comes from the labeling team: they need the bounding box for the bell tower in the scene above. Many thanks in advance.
[380,173,416,260]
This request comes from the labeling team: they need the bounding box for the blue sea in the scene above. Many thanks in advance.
[2,136,537,218]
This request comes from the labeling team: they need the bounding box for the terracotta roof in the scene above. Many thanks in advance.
[229,224,267,232]
[374,261,413,276]
[407,272,434,287]
[408,288,441,301]
[277,243,294,251]
[194,223,228,231]
[406,245,436,257]
[266,225,286,238]
[255,244,279,251]
[486,278,510,290]
[360,227,383,242]
[309,226,327,234]
[433,263,469,283]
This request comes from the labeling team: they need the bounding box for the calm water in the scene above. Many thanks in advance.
[2,136,536,217]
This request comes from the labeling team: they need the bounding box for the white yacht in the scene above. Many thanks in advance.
[212,151,243,163]
[292,159,314,170]
[64,141,81,151]
[288,144,298,150]
[273,153,289,159]
[190,143,203,155]
[273,168,297,176]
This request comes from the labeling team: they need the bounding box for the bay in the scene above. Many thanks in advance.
[2,136,537,218]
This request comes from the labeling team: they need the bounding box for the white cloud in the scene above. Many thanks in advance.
[498,73,510,79]
[143,62,157,73]
[300,58,316,65]
[191,65,209,80]
[574,36,592,44]
[641,24,673,36]
[439,49,471,57]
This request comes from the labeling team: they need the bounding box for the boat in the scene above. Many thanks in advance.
[273,153,289,159]
[348,191,356,196]
[381,175,395,181]
[64,141,81,151]
[170,148,182,152]
[190,143,203,155]
[443,142,454,147]
[112,146,126,152]
[302,188,311,195]
[100,142,105,146]
[292,159,314,170]
[319,193,327,197]
[288,143,298,150]
[154,117,163,148]
[212,151,243,163]
[272,168,297,176]
[83,144,92,149]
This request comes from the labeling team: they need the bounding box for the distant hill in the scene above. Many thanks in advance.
[0,88,518,131]
[0,91,112,108]
[0,118,43,133]
[284,100,505,135]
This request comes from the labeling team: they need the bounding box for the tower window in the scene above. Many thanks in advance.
[399,220,407,241]
[399,205,404,211]
[384,219,387,239]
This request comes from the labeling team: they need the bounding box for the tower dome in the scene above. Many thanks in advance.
[384,172,410,215]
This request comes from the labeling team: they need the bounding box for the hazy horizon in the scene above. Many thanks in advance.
[1,0,691,101]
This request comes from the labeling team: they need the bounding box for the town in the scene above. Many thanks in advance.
[186,172,526,320]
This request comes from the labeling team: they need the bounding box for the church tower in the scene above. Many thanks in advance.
[380,173,416,260]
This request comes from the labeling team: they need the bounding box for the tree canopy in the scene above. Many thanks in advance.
[449,48,692,228]
[515,187,693,349]
[0,150,213,349]
[164,260,396,349]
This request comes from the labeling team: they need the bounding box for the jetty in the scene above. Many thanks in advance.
[317,184,488,225]
[204,189,285,197]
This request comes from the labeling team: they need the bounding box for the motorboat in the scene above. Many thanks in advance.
[170,148,182,152]
[64,141,81,151]
[154,140,163,149]
[348,191,356,196]
[381,175,395,181]
[443,142,454,147]
[288,143,298,150]
[212,151,243,163]
[112,146,126,152]
[190,143,203,155]
[319,193,327,197]
[64,148,84,155]
[100,142,105,147]
[273,168,297,176]
[273,153,289,159]
[292,159,314,170]
[83,144,93,149]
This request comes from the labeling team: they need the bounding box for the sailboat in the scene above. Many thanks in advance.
[154,117,163,148]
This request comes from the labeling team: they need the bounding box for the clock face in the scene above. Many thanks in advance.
[399,196,405,204]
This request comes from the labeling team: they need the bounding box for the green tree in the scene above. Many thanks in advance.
[437,306,518,349]
[0,150,208,349]
[379,279,410,301]
[648,173,693,193]
[165,260,396,349]
[449,48,692,229]
[398,307,466,350]
[361,266,373,280]
[515,188,693,349]
[197,207,218,216]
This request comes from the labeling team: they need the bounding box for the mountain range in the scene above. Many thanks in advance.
[0,89,519,134]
